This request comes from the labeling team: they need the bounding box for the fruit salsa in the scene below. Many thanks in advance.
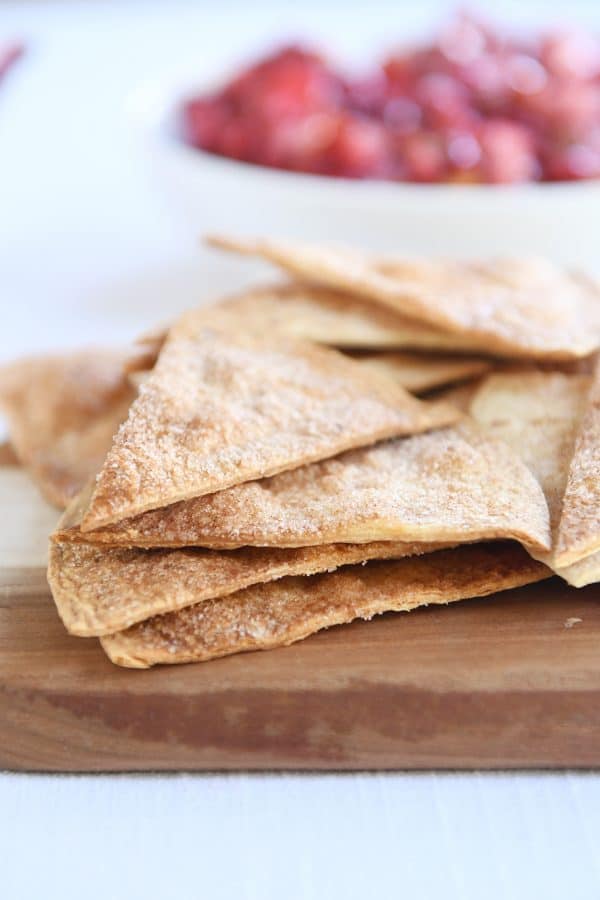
[181,13,600,184]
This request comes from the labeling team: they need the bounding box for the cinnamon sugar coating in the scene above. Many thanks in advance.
[60,422,550,553]
[555,358,600,567]
[101,542,550,668]
[0,350,136,507]
[209,235,600,361]
[81,322,457,531]
[49,537,446,636]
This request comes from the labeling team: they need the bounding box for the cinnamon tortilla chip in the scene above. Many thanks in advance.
[554,359,600,567]
[469,371,598,584]
[100,542,550,668]
[431,361,592,415]
[209,236,600,361]
[349,350,492,394]
[470,372,590,536]
[125,282,494,373]
[80,319,458,531]
[556,549,600,588]
[61,422,550,553]
[128,341,491,397]
[48,537,446,637]
[0,351,136,508]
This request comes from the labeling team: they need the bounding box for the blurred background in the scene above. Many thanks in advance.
[2,0,600,361]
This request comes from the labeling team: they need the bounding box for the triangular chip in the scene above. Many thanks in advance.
[349,350,492,394]
[556,549,600,588]
[80,319,458,531]
[0,350,136,508]
[209,235,600,361]
[62,422,550,553]
[126,349,491,397]
[431,360,594,415]
[100,542,550,668]
[48,536,447,637]
[554,359,600,567]
[469,371,598,584]
[470,372,590,538]
[128,283,496,364]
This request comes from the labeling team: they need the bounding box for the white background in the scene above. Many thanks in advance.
[2,2,600,898]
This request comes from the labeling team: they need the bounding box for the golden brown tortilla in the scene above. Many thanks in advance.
[0,350,136,508]
[130,282,501,358]
[80,317,457,531]
[48,536,447,637]
[350,350,492,393]
[470,372,590,538]
[469,371,599,586]
[100,542,550,668]
[555,358,600,567]
[60,422,550,553]
[208,235,600,361]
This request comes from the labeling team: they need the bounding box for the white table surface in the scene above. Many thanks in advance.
[2,3,600,898]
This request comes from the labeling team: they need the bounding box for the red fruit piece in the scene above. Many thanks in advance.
[182,97,232,152]
[400,130,448,182]
[462,55,508,112]
[521,81,600,143]
[543,142,600,180]
[229,45,341,121]
[415,72,475,130]
[383,97,422,134]
[326,115,392,178]
[344,69,388,117]
[505,54,547,97]
[262,114,338,172]
[446,131,481,171]
[541,30,600,80]
[478,120,539,183]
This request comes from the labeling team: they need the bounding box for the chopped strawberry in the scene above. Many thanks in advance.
[478,120,540,183]
[401,131,448,182]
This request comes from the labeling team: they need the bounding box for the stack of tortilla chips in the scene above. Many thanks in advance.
[2,236,599,668]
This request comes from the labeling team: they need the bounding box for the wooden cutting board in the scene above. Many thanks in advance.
[2,459,600,772]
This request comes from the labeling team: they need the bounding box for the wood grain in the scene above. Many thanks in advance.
[2,576,600,771]
[0,441,18,466]
[1,466,599,771]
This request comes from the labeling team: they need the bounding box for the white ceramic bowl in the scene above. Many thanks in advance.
[128,73,600,270]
